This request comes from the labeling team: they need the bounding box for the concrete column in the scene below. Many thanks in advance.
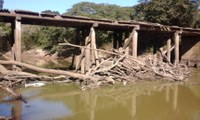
[132,30,138,58]
[85,37,90,72]
[174,31,181,65]
[14,16,22,62]
[167,38,171,63]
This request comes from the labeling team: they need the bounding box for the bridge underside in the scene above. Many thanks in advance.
[181,37,200,67]
[0,9,200,68]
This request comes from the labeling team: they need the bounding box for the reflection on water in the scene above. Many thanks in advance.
[0,104,12,117]
[22,98,71,120]
[0,71,200,120]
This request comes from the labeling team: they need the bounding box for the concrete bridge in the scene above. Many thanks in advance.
[0,9,200,68]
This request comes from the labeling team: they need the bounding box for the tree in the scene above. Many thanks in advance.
[132,0,199,27]
[64,2,134,20]
[41,10,60,15]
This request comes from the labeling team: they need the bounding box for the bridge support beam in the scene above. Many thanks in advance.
[14,16,22,63]
[10,17,22,70]
[90,27,99,67]
[167,38,171,63]
[132,29,138,58]
[174,31,181,65]
[85,36,91,72]
[75,27,99,74]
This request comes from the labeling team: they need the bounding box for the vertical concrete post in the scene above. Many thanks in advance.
[14,16,22,62]
[85,37,90,72]
[174,31,181,65]
[167,38,171,63]
[91,28,95,64]
[132,29,138,58]
[90,27,99,66]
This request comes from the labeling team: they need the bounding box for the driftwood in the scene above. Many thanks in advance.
[0,58,95,105]
[0,41,189,92]
[59,41,189,89]
[0,60,89,79]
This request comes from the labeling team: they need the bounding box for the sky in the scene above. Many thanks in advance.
[4,0,138,14]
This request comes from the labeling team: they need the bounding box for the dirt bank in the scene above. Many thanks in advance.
[3,49,70,67]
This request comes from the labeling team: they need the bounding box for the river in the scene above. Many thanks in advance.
[0,69,200,120]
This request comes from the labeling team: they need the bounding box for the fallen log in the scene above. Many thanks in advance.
[0,60,90,80]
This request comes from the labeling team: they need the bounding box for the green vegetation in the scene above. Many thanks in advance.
[0,1,200,54]
[65,2,134,20]
[133,0,199,27]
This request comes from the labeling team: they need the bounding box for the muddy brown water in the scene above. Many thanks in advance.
[0,69,200,120]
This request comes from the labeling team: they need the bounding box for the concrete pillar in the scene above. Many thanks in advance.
[167,38,171,63]
[85,37,91,72]
[81,48,85,74]
[14,16,22,62]
[132,29,138,58]
[174,31,181,65]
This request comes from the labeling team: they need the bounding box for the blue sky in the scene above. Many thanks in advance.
[4,0,138,14]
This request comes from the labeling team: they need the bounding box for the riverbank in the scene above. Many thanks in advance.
[4,48,72,67]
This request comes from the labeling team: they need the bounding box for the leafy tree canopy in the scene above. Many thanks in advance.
[41,10,60,15]
[132,0,199,27]
[64,2,134,20]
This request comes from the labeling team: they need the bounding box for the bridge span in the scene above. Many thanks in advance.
[0,9,200,68]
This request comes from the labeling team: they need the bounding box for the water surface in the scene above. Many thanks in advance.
[0,70,200,120]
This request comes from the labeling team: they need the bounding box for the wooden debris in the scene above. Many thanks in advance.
[0,41,189,91]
